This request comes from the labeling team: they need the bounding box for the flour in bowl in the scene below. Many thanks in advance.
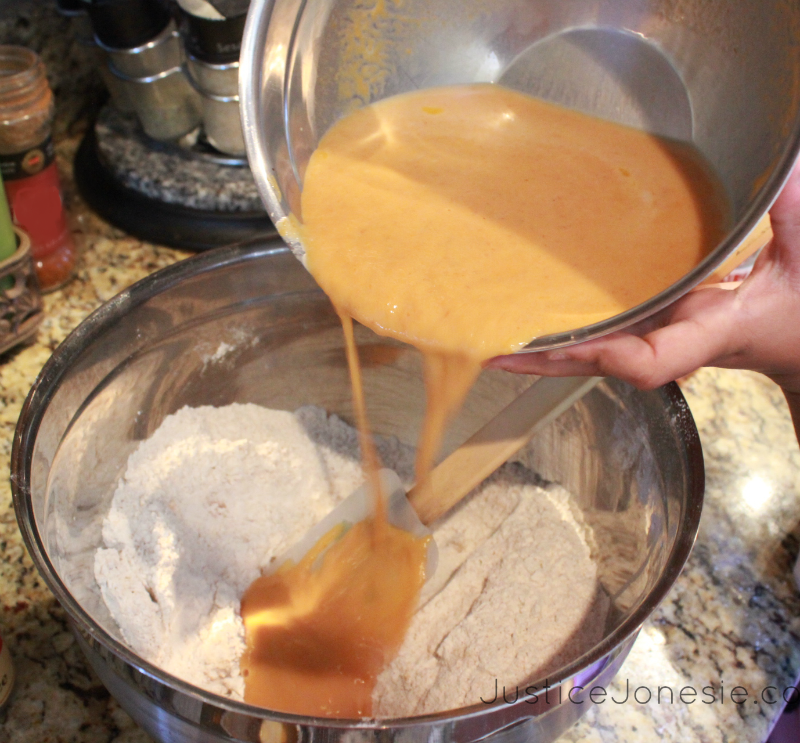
[94,403,605,714]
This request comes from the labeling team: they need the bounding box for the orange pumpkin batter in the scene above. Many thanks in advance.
[299,84,729,357]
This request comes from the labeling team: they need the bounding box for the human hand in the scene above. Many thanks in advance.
[489,159,800,400]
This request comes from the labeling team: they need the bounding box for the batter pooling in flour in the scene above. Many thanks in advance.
[242,83,731,716]
[240,314,431,717]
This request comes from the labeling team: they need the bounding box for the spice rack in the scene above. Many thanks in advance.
[68,1,276,251]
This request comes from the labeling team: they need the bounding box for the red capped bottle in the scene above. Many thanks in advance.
[0,45,76,291]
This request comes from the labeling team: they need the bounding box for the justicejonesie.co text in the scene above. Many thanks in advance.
[481,679,799,707]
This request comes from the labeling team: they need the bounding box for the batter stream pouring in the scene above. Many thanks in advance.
[240,83,730,717]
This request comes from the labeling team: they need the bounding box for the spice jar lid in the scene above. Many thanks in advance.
[0,46,53,132]
[179,11,246,64]
[82,0,171,50]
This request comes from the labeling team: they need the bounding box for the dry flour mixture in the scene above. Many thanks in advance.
[94,403,605,715]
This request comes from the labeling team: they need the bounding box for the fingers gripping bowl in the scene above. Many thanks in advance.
[12,242,703,743]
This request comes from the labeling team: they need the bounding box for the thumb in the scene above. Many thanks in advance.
[489,284,742,389]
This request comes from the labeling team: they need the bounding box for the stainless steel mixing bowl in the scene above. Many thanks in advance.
[12,240,702,743]
[239,0,800,350]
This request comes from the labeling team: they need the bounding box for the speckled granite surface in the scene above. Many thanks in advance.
[95,105,264,213]
[561,370,800,743]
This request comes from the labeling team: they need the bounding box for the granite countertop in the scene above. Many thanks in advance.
[1,4,800,741]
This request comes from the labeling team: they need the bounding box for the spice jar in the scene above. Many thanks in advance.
[179,1,247,155]
[0,46,76,291]
[99,22,202,142]
[185,54,245,156]
[84,0,201,142]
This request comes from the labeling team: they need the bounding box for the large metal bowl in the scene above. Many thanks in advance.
[12,240,703,742]
[240,0,800,350]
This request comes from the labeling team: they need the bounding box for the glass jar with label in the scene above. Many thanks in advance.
[0,45,76,291]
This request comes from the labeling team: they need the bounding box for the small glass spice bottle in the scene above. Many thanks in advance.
[0,46,76,291]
